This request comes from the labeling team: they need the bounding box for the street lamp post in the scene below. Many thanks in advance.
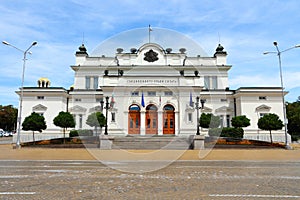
[2,41,37,148]
[104,96,109,135]
[264,41,300,149]
[196,96,200,135]
[196,96,206,135]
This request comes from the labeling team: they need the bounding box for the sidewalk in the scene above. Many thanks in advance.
[0,144,299,161]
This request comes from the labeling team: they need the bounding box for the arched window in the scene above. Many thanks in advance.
[163,105,174,111]
[129,104,140,111]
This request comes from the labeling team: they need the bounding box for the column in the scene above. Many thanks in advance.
[140,110,146,135]
[157,110,163,135]
[175,111,179,136]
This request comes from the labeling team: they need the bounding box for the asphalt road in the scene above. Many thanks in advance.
[0,160,299,200]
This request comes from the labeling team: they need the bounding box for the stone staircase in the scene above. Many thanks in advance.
[111,136,193,150]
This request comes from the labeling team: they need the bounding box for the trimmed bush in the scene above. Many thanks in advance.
[208,128,222,137]
[221,127,244,138]
[69,129,93,137]
[208,127,244,138]
[69,130,78,137]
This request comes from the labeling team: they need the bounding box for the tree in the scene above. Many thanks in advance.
[0,105,18,131]
[257,113,283,144]
[231,115,250,128]
[199,113,220,129]
[86,112,106,136]
[22,112,47,144]
[287,99,300,141]
[53,111,75,143]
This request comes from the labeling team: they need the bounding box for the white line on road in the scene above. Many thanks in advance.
[0,175,29,178]
[0,192,36,195]
[209,194,300,198]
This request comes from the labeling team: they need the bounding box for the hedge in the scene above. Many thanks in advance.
[69,129,93,137]
[208,127,244,138]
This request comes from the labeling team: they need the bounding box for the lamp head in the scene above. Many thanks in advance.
[273,41,278,46]
[2,41,10,45]
[32,41,37,46]
[295,44,300,48]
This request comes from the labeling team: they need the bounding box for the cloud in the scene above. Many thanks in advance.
[1,0,300,106]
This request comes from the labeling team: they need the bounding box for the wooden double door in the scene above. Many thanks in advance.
[146,104,158,134]
[163,105,175,134]
[128,104,175,135]
[128,105,140,134]
[163,111,175,134]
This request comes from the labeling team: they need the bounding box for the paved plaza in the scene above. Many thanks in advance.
[0,141,300,199]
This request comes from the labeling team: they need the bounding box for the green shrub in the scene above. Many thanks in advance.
[221,127,244,138]
[69,130,78,137]
[77,129,93,136]
[208,127,244,138]
[69,129,93,137]
[208,128,222,137]
[291,134,300,142]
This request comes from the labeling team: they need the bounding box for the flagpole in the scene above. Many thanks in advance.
[148,25,151,43]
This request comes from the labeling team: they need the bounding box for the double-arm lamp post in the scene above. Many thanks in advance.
[2,41,37,148]
[195,96,206,135]
[100,96,110,135]
[264,41,300,149]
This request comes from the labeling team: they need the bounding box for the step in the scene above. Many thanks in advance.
[111,136,193,150]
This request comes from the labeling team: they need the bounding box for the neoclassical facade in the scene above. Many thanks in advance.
[16,40,291,143]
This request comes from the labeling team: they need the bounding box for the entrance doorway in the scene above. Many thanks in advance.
[163,105,175,134]
[128,105,140,134]
[146,104,158,134]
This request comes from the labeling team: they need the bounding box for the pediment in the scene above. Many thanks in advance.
[215,106,233,113]
[32,104,47,112]
[202,106,212,113]
[89,106,102,113]
[256,104,271,111]
[69,105,87,113]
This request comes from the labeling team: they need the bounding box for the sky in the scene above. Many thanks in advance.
[1,0,300,107]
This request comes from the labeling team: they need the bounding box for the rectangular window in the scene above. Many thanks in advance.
[212,76,218,89]
[131,91,139,96]
[37,96,44,100]
[96,98,102,102]
[79,114,83,129]
[111,113,115,122]
[93,77,98,89]
[204,76,210,89]
[220,98,227,102]
[85,77,91,89]
[72,114,76,123]
[147,91,156,96]
[260,113,267,118]
[259,96,267,100]
[164,91,173,96]
[226,115,230,127]
[188,113,193,122]
[219,115,223,128]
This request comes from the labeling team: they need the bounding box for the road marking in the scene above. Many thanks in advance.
[0,175,29,178]
[209,194,300,198]
[0,192,36,195]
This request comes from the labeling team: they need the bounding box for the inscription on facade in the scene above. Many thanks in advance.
[127,79,178,85]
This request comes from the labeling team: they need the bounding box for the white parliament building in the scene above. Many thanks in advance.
[16,32,291,144]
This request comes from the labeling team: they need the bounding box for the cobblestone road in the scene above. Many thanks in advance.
[0,160,300,200]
